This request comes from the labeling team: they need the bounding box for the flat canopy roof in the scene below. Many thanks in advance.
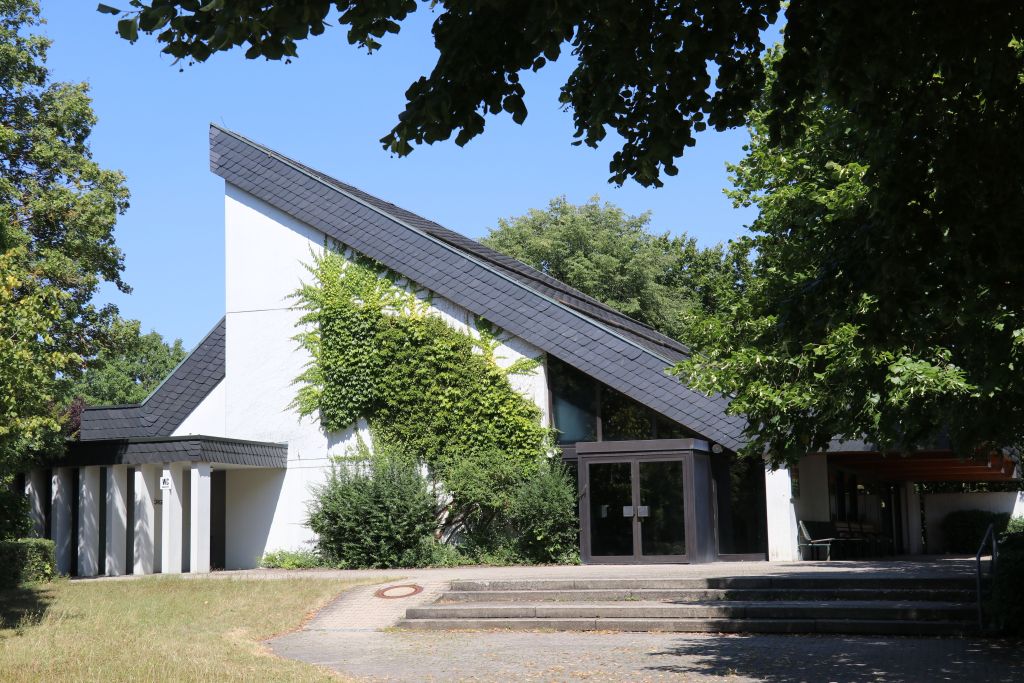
[62,435,287,469]
[828,451,1019,482]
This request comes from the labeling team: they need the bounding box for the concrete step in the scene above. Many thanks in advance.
[439,587,976,604]
[449,576,976,592]
[407,600,975,623]
[398,616,977,636]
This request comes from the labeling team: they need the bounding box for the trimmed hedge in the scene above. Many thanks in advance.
[993,531,1024,634]
[940,509,1010,553]
[0,538,56,588]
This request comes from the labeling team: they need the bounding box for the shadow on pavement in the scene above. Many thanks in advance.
[645,634,1023,683]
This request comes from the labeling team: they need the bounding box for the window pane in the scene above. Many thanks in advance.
[712,453,768,555]
[639,460,686,556]
[601,387,654,441]
[588,461,634,556]
[549,358,597,444]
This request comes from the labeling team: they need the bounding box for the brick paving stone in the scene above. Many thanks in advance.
[269,630,1023,682]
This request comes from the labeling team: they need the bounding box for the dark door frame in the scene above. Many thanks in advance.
[576,439,713,564]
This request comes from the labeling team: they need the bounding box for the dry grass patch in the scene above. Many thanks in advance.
[0,576,376,682]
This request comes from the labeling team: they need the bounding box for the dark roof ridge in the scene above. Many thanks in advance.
[210,124,687,362]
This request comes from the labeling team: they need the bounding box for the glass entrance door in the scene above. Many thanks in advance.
[587,460,635,558]
[583,457,688,562]
[638,460,687,558]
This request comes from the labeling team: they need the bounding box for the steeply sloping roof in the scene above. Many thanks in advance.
[210,125,746,451]
[79,318,226,441]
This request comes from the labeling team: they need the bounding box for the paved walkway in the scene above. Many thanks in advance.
[251,558,1021,682]
[271,630,1023,682]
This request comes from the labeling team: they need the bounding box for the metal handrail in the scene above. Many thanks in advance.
[975,523,999,629]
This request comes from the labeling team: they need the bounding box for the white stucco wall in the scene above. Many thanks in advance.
[794,453,830,522]
[923,491,1024,553]
[218,183,551,565]
[172,380,226,437]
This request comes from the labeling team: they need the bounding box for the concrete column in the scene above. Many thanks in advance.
[903,482,923,555]
[765,466,801,561]
[51,468,74,575]
[796,454,830,521]
[25,469,47,536]
[105,465,129,576]
[134,465,160,574]
[77,466,101,577]
[189,464,212,574]
[160,464,184,574]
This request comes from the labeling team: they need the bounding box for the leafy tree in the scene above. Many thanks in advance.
[99,0,780,186]
[483,197,753,344]
[677,50,1024,464]
[102,2,1024,465]
[1,0,130,479]
[70,317,187,407]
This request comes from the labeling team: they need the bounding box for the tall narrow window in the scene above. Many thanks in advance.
[548,357,597,444]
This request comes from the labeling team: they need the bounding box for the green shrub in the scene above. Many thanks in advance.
[0,477,31,541]
[506,461,580,564]
[0,538,56,588]
[408,536,473,567]
[464,460,580,565]
[1004,516,1024,536]
[260,549,323,569]
[308,435,438,568]
[993,531,1024,634]
[940,509,1010,553]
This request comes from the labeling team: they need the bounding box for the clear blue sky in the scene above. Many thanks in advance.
[41,3,760,348]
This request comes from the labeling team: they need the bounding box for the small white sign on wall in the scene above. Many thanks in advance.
[159,476,172,491]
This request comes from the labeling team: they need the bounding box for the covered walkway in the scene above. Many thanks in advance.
[23,435,286,577]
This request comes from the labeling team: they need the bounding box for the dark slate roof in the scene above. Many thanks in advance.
[210,125,746,451]
[79,318,226,441]
[65,436,286,468]
[287,157,687,360]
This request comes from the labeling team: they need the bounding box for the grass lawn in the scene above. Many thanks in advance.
[0,576,376,681]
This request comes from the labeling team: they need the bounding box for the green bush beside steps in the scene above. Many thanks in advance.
[0,538,56,588]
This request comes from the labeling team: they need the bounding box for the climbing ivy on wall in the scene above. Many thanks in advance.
[292,248,552,530]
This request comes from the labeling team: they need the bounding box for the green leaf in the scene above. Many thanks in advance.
[96,3,121,14]
[117,17,138,42]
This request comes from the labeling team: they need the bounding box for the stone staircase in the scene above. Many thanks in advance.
[399,576,979,635]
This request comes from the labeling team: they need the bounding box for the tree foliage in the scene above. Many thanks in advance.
[101,2,1024,465]
[483,197,753,344]
[1,0,130,474]
[678,49,1024,464]
[69,317,187,407]
[99,0,780,186]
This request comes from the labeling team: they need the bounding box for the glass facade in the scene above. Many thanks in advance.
[548,356,693,444]
[711,452,768,555]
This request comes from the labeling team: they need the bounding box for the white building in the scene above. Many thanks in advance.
[22,126,1022,576]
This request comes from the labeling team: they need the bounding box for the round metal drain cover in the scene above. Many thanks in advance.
[374,584,424,599]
